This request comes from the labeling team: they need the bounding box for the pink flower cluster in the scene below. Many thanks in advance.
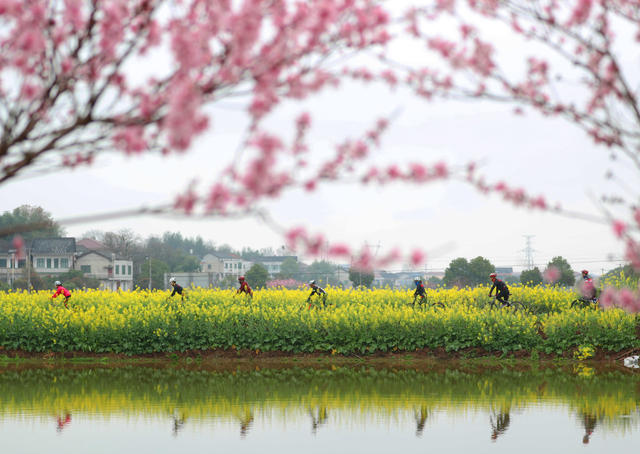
[0,0,392,183]
[266,279,303,289]
[599,287,640,313]
[469,175,548,211]
[361,161,449,185]
[284,226,426,272]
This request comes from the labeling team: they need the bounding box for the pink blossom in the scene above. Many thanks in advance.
[267,279,302,289]
[20,83,39,100]
[12,235,24,260]
[113,126,147,155]
[352,248,374,272]
[376,248,402,268]
[205,184,232,214]
[285,227,307,250]
[410,249,426,266]
[433,161,448,178]
[428,38,457,58]
[617,288,637,313]
[306,234,325,256]
[599,287,616,309]
[543,266,560,283]
[612,220,627,238]
[296,112,311,130]
[164,80,208,150]
[566,0,593,26]
[436,0,456,13]
[173,187,198,215]
[530,196,547,210]
[328,244,351,257]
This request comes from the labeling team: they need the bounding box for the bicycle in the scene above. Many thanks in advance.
[570,297,599,310]
[411,294,445,310]
[488,296,526,312]
[306,293,328,310]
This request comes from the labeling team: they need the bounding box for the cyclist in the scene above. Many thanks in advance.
[169,277,186,301]
[488,273,510,306]
[580,270,597,303]
[51,280,71,308]
[236,276,253,298]
[307,280,327,308]
[413,277,427,305]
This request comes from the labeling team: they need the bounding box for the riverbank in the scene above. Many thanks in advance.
[0,346,637,367]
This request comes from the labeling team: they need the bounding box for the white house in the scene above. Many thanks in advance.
[31,238,76,275]
[252,256,297,276]
[75,239,133,290]
[200,252,251,277]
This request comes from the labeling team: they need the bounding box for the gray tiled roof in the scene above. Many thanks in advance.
[254,256,297,262]
[30,238,76,254]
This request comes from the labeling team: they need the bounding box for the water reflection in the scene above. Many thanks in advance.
[171,411,187,437]
[238,410,254,438]
[413,405,429,437]
[309,407,329,435]
[579,411,599,445]
[0,363,636,450]
[55,412,71,433]
[489,407,511,441]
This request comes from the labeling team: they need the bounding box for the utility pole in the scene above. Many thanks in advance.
[520,235,536,270]
[26,248,31,292]
[8,249,15,290]
[146,256,152,290]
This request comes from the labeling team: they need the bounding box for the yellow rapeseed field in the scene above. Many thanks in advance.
[0,285,636,354]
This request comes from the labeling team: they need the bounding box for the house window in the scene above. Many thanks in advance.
[36,258,44,268]
[60,258,69,268]
[115,265,120,275]
[128,265,132,275]
[0,259,6,268]
[47,258,51,268]
[18,259,25,268]
[81,265,91,274]
[54,258,59,268]
[225,263,228,269]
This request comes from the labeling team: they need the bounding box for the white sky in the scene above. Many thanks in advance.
[0,2,634,274]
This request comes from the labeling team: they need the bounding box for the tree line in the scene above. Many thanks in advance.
[1,205,628,291]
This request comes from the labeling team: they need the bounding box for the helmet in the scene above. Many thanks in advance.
[309,280,316,285]
[581,270,589,275]
[489,273,497,279]
[238,276,245,281]
[169,277,176,283]
[414,277,421,282]
[54,280,61,286]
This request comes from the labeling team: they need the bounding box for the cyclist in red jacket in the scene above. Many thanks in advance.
[51,280,71,308]
[236,276,253,298]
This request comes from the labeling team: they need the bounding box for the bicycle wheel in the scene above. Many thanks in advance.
[508,301,527,313]
[431,301,445,310]
[571,299,586,309]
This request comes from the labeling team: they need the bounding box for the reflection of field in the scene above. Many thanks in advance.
[0,366,637,435]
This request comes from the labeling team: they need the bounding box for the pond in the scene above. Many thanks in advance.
[0,362,638,453]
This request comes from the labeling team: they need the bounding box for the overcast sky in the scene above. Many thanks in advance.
[0,3,633,274]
